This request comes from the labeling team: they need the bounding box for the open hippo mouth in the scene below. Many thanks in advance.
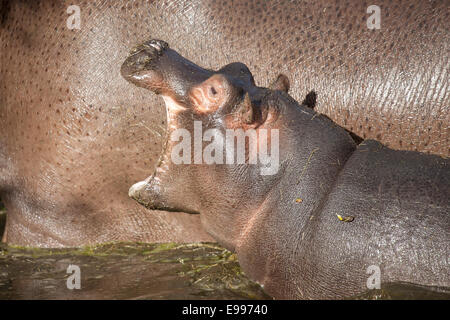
[120,39,211,210]
[121,40,264,212]
[121,39,272,212]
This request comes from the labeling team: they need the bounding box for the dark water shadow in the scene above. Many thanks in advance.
[0,198,5,240]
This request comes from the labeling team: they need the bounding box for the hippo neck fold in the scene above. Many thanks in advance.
[198,103,358,254]
[231,103,358,287]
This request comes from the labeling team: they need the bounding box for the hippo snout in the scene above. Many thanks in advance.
[121,39,212,99]
[120,39,169,87]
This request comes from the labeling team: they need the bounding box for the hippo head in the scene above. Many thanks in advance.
[121,40,300,249]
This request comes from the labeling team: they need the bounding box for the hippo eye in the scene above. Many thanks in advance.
[210,86,217,95]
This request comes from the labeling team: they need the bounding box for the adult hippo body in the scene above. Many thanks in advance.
[121,40,449,299]
[0,0,448,247]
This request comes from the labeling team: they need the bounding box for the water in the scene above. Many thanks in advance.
[0,242,270,300]
[0,208,448,300]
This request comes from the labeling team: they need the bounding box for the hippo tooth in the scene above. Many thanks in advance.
[162,95,186,113]
[128,180,148,199]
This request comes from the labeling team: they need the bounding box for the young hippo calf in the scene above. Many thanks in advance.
[121,40,449,299]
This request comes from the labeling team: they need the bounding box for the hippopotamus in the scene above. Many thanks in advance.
[121,39,449,299]
[0,0,448,247]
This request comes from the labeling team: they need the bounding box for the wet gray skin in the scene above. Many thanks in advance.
[121,40,450,299]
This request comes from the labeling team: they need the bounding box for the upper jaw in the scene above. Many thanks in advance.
[120,40,168,87]
[121,39,212,101]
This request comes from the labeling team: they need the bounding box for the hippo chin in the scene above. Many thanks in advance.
[121,40,449,299]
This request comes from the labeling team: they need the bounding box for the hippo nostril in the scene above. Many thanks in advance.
[143,39,169,53]
[210,86,217,95]
[128,39,169,57]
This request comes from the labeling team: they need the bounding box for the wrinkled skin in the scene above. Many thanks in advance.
[0,0,448,247]
[121,40,449,299]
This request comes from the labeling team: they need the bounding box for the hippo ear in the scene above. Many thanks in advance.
[269,74,290,93]
[189,74,230,114]
[301,91,317,109]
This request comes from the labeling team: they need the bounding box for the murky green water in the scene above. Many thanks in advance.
[351,282,449,300]
[1,241,448,300]
[0,205,448,300]
[0,242,271,300]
